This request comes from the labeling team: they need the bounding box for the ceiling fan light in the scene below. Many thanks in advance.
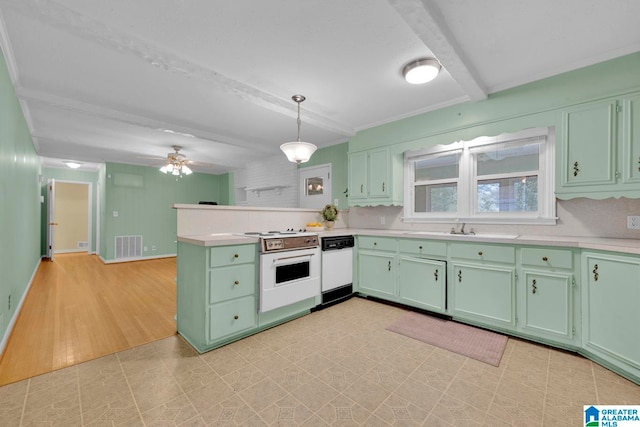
[280,141,317,164]
[403,58,441,84]
[182,165,193,175]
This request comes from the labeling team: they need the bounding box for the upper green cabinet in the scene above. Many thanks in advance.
[557,92,640,199]
[348,148,403,206]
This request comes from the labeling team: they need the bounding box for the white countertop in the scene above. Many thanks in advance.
[177,228,640,255]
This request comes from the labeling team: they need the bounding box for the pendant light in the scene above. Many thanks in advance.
[280,95,317,163]
[402,57,441,84]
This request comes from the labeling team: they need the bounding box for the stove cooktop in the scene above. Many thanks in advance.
[243,229,317,237]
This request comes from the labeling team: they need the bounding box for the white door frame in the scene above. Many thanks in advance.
[48,179,94,256]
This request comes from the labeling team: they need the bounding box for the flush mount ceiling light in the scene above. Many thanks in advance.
[63,161,82,169]
[280,95,317,164]
[159,145,193,177]
[402,57,441,84]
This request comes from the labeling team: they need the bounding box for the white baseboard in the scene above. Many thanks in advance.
[0,258,41,358]
[100,253,177,264]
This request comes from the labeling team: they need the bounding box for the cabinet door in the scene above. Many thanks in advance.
[348,151,368,201]
[584,254,640,369]
[622,94,640,184]
[521,270,573,341]
[368,148,390,198]
[358,250,396,298]
[398,256,446,313]
[562,100,616,186]
[451,263,515,328]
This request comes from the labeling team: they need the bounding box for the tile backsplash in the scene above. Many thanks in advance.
[348,197,640,239]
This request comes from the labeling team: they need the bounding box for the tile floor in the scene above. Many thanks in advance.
[0,297,638,426]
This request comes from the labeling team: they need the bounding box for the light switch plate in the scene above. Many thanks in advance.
[627,216,640,229]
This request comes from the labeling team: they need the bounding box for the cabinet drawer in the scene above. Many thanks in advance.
[450,243,515,264]
[209,264,256,303]
[210,244,256,268]
[358,236,398,252]
[521,247,573,269]
[208,296,256,342]
[398,239,446,258]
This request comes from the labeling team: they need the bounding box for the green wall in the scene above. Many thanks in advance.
[349,53,640,155]
[40,167,100,255]
[0,48,41,350]
[101,163,225,261]
[299,142,349,209]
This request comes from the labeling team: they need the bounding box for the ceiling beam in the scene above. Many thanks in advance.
[15,86,275,154]
[3,0,354,137]
[387,0,487,101]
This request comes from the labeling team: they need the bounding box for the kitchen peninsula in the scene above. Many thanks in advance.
[174,204,640,386]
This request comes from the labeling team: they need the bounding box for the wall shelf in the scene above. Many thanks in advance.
[244,185,290,196]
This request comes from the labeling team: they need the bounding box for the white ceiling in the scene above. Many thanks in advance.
[1,0,639,174]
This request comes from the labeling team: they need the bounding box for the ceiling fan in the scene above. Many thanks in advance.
[142,145,212,177]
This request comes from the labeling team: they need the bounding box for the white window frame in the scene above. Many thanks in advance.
[403,127,556,225]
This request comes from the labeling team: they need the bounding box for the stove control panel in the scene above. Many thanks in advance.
[262,235,319,252]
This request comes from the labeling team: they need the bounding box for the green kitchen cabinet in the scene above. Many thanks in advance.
[582,252,640,377]
[557,92,640,199]
[519,247,577,346]
[520,271,574,343]
[356,236,398,299]
[177,241,258,353]
[348,151,368,201]
[449,242,516,330]
[622,94,640,184]
[398,255,446,313]
[348,148,403,206]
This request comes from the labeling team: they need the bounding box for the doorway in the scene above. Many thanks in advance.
[46,180,92,258]
[299,163,332,209]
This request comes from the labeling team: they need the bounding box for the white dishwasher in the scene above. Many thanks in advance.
[320,235,354,307]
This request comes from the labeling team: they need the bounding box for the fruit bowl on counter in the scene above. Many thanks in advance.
[306,222,325,232]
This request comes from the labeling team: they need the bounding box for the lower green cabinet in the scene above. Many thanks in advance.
[521,270,573,342]
[450,263,515,328]
[583,252,640,373]
[398,255,446,313]
[358,250,396,298]
[208,296,256,342]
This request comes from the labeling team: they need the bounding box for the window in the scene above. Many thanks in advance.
[404,127,555,224]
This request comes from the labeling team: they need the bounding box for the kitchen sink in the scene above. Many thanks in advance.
[405,231,519,239]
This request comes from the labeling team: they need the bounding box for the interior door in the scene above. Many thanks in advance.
[299,163,332,209]
[46,179,56,261]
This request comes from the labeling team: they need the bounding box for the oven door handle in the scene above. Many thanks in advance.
[272,253,315,265]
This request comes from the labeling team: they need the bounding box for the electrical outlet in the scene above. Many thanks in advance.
[628,216,640,229]
[113,210,118,217]
[144,246,148,252]
[380,216,386,225]
[334,199,339,207]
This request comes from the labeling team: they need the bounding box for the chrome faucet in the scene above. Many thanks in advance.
[450,223,475,235]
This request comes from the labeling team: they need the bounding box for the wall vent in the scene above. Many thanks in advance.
[77,241,89,249]
[115,235,143,259]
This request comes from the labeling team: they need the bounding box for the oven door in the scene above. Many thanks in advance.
[259,247,320,313]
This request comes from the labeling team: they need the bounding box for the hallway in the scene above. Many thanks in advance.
[0,254,177,386]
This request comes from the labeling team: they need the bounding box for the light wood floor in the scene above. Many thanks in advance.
[0,253,177,386]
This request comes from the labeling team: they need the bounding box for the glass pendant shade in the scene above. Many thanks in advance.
[281,94,317,163]
[280,141,317,164]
